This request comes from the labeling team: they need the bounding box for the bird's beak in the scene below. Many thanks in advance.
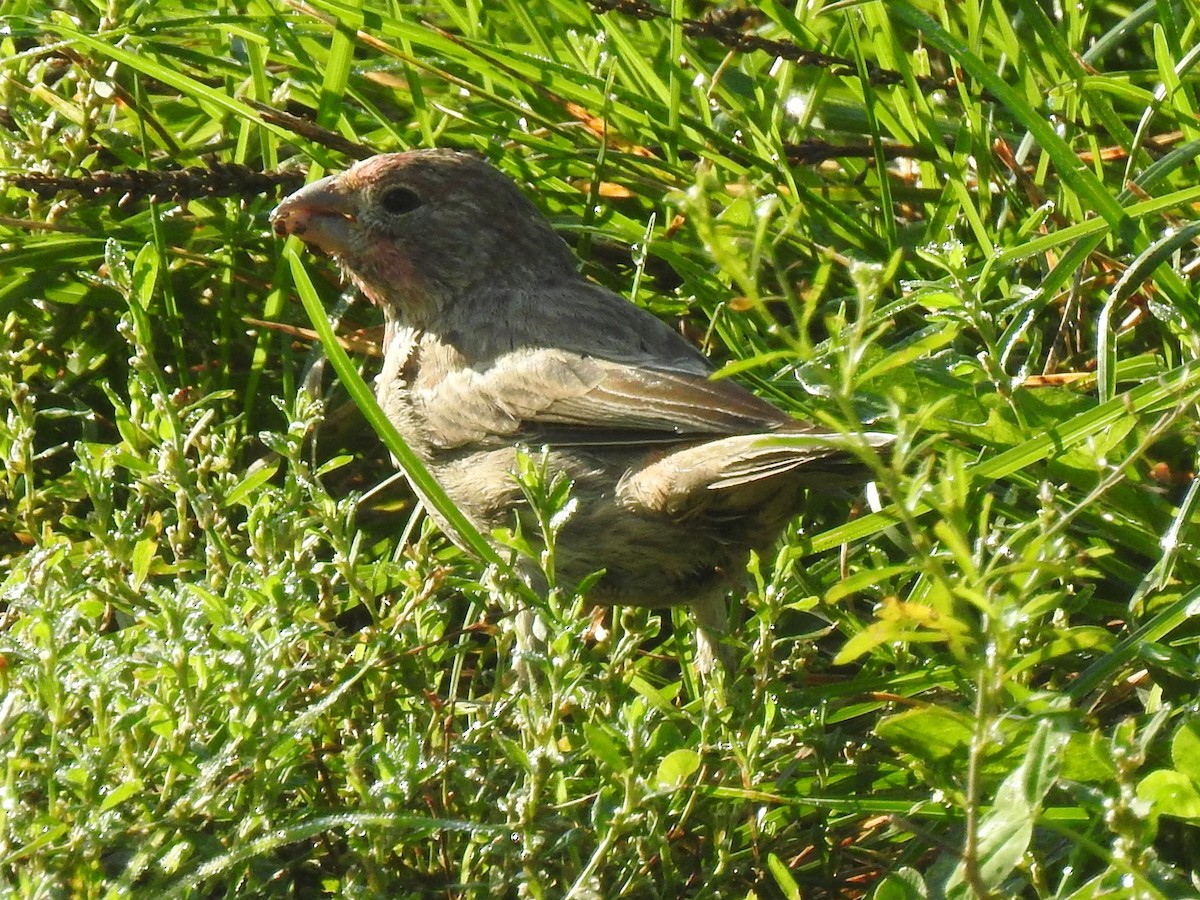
[270,174,359,256]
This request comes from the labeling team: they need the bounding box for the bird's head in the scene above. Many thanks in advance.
[271,149,575,322]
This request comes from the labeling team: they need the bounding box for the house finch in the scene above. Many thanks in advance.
[271,149,889,667]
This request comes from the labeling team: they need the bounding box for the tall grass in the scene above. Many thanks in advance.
[2,1,1199,895]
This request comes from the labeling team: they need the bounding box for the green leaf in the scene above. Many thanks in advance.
[766,853,802,900]
[582,723,628,774]
[654,749,700,789]
[131,241,158,312]
[1136,769,1200,822]
[875,707,973,765]
[223,458,280,508]
[947,723,1067,892]
[1170,720,1200,783]
[871,867,928,900]
[100,779,146,812]
[130,535,157,592]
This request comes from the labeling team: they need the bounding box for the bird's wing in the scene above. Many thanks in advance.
[409,280,822,449]
[412,347,811,449]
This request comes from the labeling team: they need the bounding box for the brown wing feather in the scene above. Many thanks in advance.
[414,347,812,450]
[550,363,794,433]
[415,281,820,450]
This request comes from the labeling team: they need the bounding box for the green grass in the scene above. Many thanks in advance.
[3,0,1200,896]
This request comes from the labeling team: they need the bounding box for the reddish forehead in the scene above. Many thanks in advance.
[346,152,418,185]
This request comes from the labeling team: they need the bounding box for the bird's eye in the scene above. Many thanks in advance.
[379,186,422,215]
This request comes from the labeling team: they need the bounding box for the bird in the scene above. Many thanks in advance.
[271,149,890,671]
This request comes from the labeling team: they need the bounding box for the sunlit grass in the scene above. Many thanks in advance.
[2,1,1199,896]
